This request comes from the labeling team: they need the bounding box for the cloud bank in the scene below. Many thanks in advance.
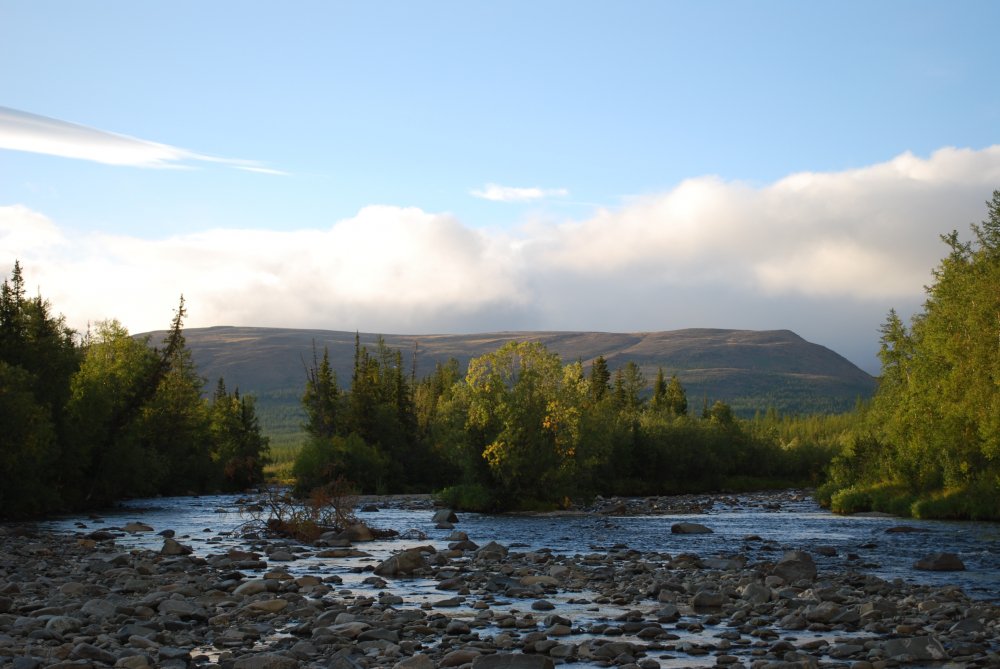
[0,106,284,173]
[3,145,999,372]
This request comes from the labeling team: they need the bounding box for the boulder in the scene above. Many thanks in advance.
[160,538,193,556]
[344,524,374,542]
[475,541,509,561]
[374,549,427,577]
[914,552,965,571]
[691,591,726,609]
[433,509,459,524]
[773,550,817,582]
[123,522,154,533]
[670,522,713,534]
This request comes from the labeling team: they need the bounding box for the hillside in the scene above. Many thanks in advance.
[142,326,876,440]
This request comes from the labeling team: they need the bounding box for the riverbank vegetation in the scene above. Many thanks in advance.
[0,265,270,519]
[291,336,845,511]
[816,191,1000,520]
[3,193,997,520]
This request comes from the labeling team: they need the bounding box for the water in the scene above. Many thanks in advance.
[34,490,1000,668]
[40,489,1000,601]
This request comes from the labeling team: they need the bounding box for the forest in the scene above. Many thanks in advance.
[2,191,997,520]
[0,273,269,519]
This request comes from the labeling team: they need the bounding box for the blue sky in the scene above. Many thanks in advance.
[2,1,1000,373]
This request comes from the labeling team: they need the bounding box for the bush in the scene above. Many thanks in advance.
[829,482,915,516]
[910,478,1000,520]
[436,483,497,512]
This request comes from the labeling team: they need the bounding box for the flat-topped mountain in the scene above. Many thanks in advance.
[143,326,877,437]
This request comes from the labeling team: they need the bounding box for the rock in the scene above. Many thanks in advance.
[157,599,201,618]
[160,538,193,555]
[45,615,82,635]
[692,591,726,609]
[740,582,771,604]
[883,636,948,661]
[440,649,481,667]
[476,541,509,561]
[374,549,427,577]
[247,598,289,614]
[885,525,927,533]
[72,642,118,664]
[671,522,713,534]
[433,509,459,523]
[773,550,817,582]
[361,504,379,512]
[393,655,434,669]
[232,653,299,669]
[472,654,555,669]
[234,579,271,596]
[81,597,118,620]
[123,522,154,533]
[914,552,965,571]
[344,523,374,542]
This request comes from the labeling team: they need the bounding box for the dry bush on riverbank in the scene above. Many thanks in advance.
[236,478,359,542]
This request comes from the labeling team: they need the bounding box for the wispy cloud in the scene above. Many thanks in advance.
[0,106,285,174]
[4,145,1000,371]
[470,183,569,202]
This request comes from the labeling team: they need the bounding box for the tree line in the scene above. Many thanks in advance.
[292,336,836,511]
[816,191,1000,519]
[0,263,270,519]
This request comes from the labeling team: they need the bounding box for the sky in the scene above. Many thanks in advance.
[2,2,1000,374]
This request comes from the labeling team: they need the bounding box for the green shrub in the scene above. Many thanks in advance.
[436,483,497,512]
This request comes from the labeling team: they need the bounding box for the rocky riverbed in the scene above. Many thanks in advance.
[2,495,999,669]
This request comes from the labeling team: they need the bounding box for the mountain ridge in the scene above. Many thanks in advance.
[141,326,876,437]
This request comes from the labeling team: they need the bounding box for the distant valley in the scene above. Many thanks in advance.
[142,326,877,441]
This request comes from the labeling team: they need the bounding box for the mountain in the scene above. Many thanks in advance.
[142,326,877,439]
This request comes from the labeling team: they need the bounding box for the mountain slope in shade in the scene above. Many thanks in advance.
[142,326,876,436]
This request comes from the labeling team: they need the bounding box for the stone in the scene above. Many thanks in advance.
[476,541,509,561]
[72,642,118,664]
[393,655,434,669]
[433,509,459,523]
[914,552,965,571]
[740,582,771,604]
[247,598,289,613]
[160,538,193,555]
[882,636,948,661]
[234,579,271,596]
[157,599,202,618]
[123,522,154,533]
[345,524,374,542]
[81,597,118,620]
[440,649,481,667]
[472,654,554,669]
[45,615,82,635]
[671,522,713,534]
[773,550,817,582]
[692,591,726,609]
[374,549,427,577]
[232,653,299,669]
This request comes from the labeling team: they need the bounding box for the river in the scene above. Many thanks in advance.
[40,489,999,603]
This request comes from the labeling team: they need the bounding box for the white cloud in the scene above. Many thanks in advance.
[4,144,999,371]
[471,183,569,202]
[0,106,285,173]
